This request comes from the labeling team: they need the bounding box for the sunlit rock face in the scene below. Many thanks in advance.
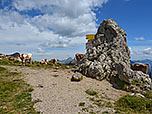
[77,19,151,89]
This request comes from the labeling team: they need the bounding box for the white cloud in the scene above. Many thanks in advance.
[143,48,152,55]
[30,13,97,37]
[13,0,108,15]
[33,49,79,61]
[130,46,152,60]
[0,0,108,60]
[37,48,47,53]
[135,37,144,41]
[40,38,71,48]
[12,0,108,38]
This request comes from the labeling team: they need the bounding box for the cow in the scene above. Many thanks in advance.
[48,59,57,64]
[131,63,151,78]
[75,53,85,64]
[40,59,48,64]
[0,54,5,59]
[19,53,32,65]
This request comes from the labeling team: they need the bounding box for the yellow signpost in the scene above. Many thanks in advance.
[86,34,95,41]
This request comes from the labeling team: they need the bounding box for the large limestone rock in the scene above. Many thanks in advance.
[77,19,151,88]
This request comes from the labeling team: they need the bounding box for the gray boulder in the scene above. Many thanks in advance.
[71,72,83,81]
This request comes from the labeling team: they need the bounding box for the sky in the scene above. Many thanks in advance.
[0,0,152,61]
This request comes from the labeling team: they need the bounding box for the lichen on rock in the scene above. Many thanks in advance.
[77,18,151,90]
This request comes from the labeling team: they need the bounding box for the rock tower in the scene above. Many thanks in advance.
[77,19,151,89]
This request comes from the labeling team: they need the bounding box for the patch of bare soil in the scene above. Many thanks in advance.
[3,65,128,114]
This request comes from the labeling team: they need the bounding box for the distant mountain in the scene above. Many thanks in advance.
[7,52,20,58]
[131,59,152,67]
[58,57,75,65]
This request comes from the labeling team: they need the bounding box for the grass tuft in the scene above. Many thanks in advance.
[102,111,109,114]
[85,90,98,96]
[79,102,85,107]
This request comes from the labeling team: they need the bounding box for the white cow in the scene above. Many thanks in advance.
[19,53,32,65]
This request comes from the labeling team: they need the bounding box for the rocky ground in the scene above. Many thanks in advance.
[2,65,128,114]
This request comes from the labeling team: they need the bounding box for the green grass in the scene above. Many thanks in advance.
[79,102,85,107]
[0,66,39,114]
[105,102,113,108]
[144,91,152,99]
[26,62,75,70]
[102,111,109,114]
[0,66,7,72]
[85,90,98,96]
[89,111,96,114]
[81,107,89,112]
[132,79,141,85]
[0,59,21,66]
[0,58,76,70]
[132,79,146,87]
[115,92,152,114]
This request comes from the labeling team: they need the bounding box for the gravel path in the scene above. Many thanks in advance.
[3,66,127,114]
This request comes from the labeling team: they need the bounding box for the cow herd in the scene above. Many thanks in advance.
[18,53,57,65]
[0,53,57,66]
[40,59,57,65]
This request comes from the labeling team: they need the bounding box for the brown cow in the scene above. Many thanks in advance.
[40,59,48,64]
[19,53,32,65]
[131,63,151,77]
[75,53,85,64]
[48,59,57,64]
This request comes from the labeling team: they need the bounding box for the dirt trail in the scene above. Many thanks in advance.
[3,65,127,114]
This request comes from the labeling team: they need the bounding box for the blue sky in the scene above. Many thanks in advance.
[0,0,152,61]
